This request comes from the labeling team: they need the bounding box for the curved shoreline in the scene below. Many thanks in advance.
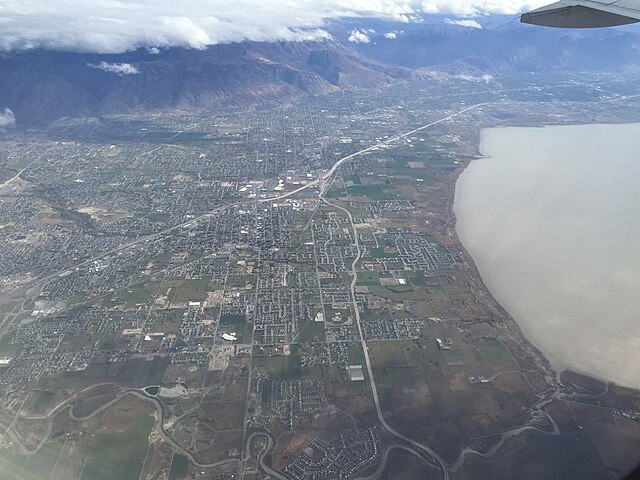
[453,123,640,390]
[446,165,556,382]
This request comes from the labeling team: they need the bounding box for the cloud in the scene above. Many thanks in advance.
[454,73,494,82]
[348,29,370,44]
[0,1,550,54]
[87,62,139,75]
[0,108,16,128]
[445,18,483,28]
[421,0,543,16]
[384,32,398,39]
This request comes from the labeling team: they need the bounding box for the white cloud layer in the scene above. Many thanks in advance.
[454,73,495,82]
[0,0,549,54]
[87,62,140,75]
[0,108,16,128]
[384,32,398,39]
[445,18,483,28]
[348,30,371,44]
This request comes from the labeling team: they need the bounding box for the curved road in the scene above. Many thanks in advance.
[319,186,451,479]
[308,105,496,480]
[356,444,439,480]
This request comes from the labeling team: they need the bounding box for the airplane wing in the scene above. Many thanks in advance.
[521,0,640,28]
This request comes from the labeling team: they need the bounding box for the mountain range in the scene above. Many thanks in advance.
[2,16,640,126]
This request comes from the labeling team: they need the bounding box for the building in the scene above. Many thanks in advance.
[348,365,365,381]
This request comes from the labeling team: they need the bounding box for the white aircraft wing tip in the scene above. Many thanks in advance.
[521,1,640,28]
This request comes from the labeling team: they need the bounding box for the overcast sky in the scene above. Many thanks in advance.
[0,0,549,54]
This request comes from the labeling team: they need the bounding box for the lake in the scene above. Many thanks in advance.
[454,123,640,389]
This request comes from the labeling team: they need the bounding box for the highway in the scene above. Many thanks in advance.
[311,104,492,480]
[319,184,451,480]
[261,102,489,205]
[0,103,486,308]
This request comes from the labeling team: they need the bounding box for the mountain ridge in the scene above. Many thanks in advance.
[0,41,420,126]
[3,17,640,126]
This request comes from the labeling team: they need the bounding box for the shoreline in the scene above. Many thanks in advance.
[441,125,640,396]
[446,167,555,377]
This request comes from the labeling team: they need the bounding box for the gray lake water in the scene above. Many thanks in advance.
[454,123,640,389]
